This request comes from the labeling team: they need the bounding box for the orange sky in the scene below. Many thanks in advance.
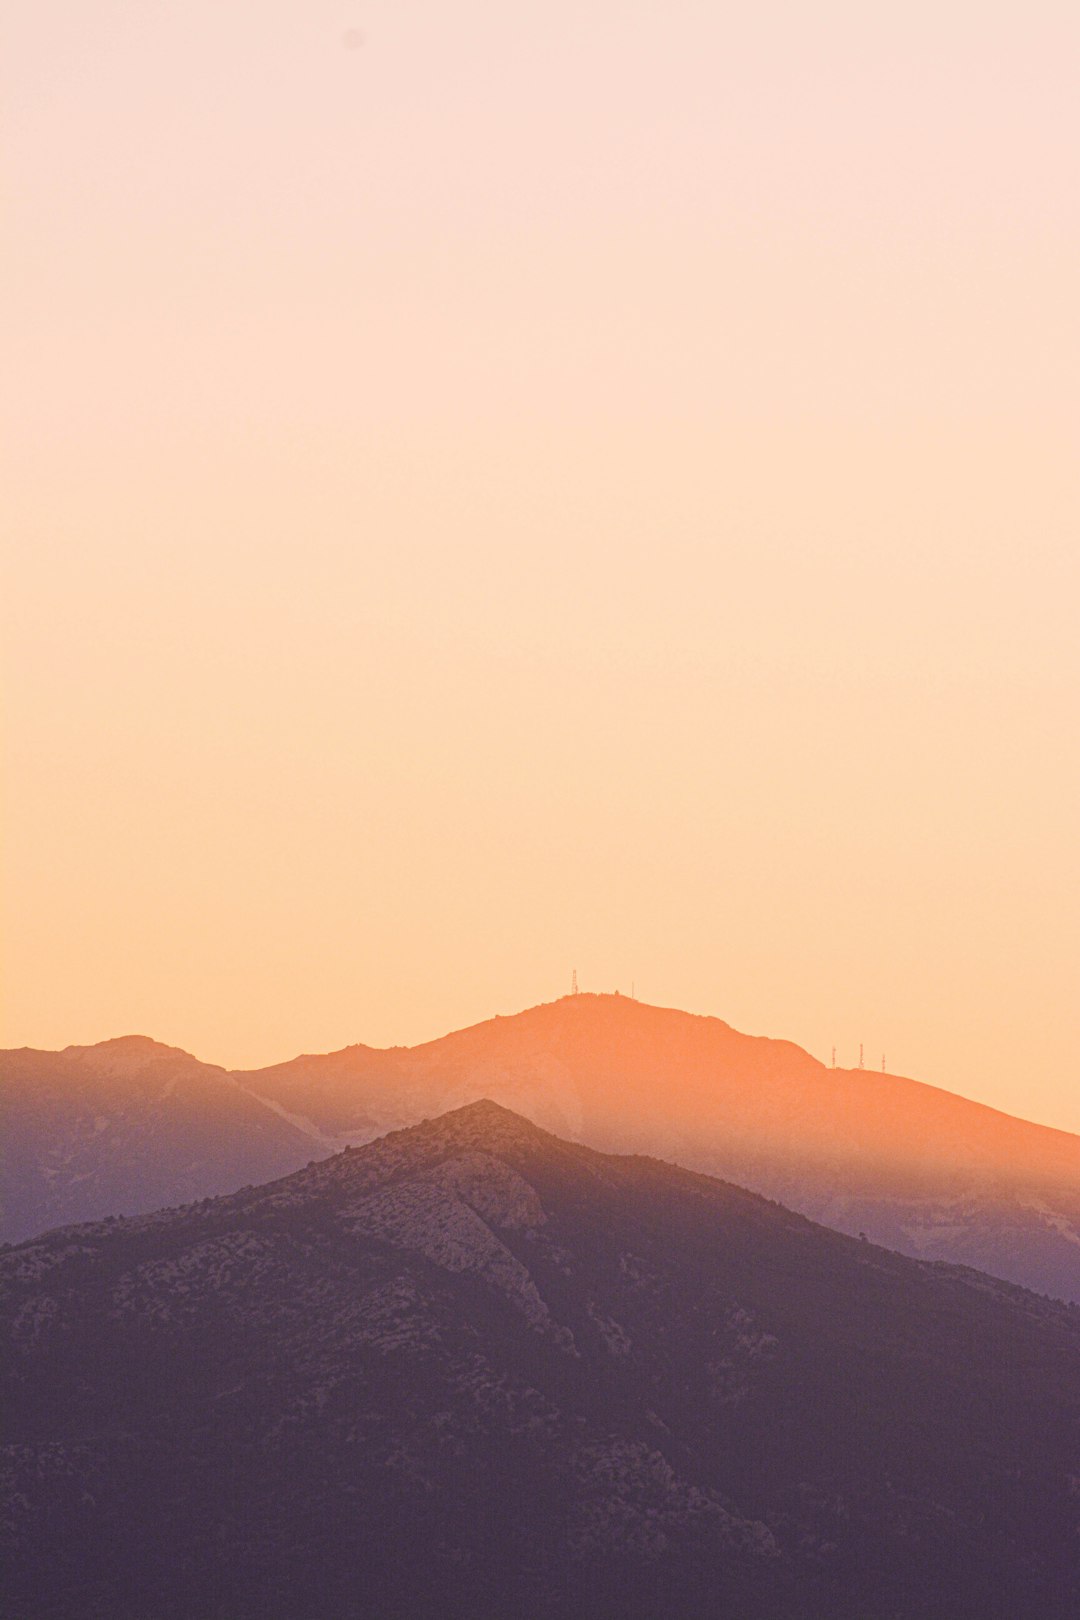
[2,3,1078,1130]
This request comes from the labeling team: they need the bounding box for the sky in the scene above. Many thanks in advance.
[2,2,1078,1130]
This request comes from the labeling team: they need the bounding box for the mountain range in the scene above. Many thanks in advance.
[3,1100,1078,1618]
[4,996,1079,1301]
[0,1036,315,1243]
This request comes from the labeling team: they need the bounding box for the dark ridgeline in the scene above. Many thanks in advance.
[3,1102,1079,1619]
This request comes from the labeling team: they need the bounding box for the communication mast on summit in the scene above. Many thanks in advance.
[571,968,579,996]
[858,1043,865,1069]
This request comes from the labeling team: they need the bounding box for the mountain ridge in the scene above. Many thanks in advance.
[4,994,1079,1300]
[247,994,1080,1158]
[17,994,1078,1151]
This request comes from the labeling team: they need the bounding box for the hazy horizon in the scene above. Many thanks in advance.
[7,987,1080,1145]
[3,2,1078,1131]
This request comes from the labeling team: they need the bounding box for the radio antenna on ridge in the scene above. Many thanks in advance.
[571,968,579,996]
[858,1043,864,1069]
[831,1045,836,1068]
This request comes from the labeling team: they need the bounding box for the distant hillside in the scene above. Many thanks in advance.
[3,1102,1078,1619]
[4,996,1080,1300]
[0,1037,315,1242]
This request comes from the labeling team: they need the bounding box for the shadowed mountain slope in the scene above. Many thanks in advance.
[2,1101,1079,1619]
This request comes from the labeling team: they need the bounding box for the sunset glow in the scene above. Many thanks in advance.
[3,2,1078,1132]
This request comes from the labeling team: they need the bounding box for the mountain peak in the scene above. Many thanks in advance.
[58,1034,220,1081]
[397,1097,555,1155]
[441,1097,525,1121]
[75,1034,183,1055]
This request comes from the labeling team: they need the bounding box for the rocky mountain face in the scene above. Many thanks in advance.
[0,1038,316,1244]
[3,1102,1078,1619]
[236,995,1080,1301]
[5,997,1080,1302]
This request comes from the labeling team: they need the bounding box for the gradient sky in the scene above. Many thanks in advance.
[3,3,1078,1129]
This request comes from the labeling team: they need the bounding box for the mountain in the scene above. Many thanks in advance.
[235,995,1080,1301]
[5,997,1080,1302]
[3,1102,1078,1619]
[0,1037,317,1243]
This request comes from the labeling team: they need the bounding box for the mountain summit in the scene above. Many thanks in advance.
[3,1102,1079,1618]
[237,993,1080,1298]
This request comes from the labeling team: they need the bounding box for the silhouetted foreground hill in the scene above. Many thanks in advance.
[3,1103,1078,1619]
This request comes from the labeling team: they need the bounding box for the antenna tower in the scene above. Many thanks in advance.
[571,968,579,996]
[858,1043,864,1069]
[831,1045,836,1068]
[881,1054,886,1073]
